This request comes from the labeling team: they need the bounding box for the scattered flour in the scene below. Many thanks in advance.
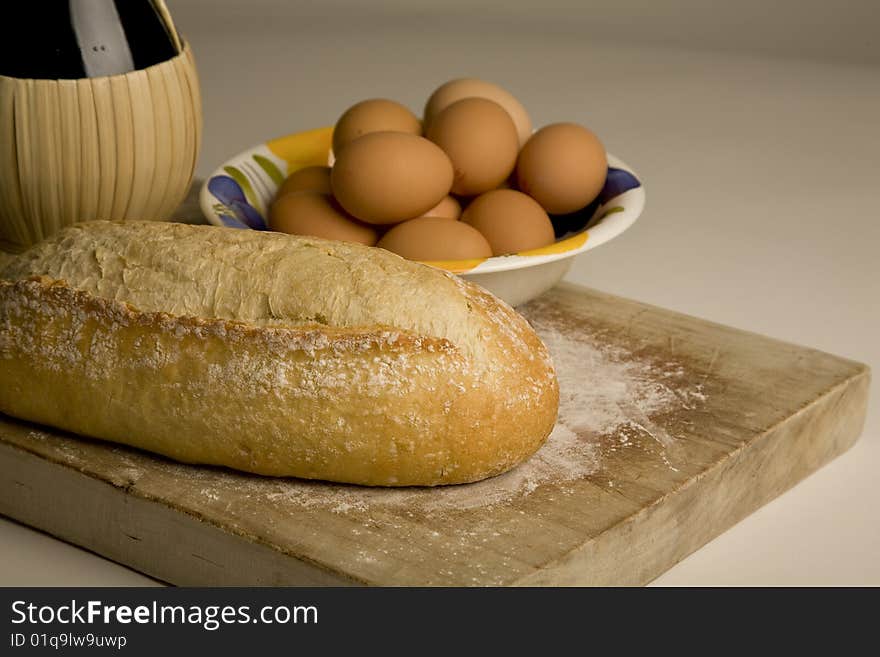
[153,301,706,514]
[18,300,708,515]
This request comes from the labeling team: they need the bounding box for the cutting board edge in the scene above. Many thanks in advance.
[0,361,871,587]
[0,279,872,587]
[553,282,871,374]
[510,366,871,586]
[0,439,367,587]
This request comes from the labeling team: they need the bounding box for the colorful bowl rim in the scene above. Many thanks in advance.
[199,126,645,275]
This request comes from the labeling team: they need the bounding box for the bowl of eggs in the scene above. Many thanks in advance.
[200,78,644,306]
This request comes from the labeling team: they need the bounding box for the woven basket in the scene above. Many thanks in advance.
[0,43,201,251]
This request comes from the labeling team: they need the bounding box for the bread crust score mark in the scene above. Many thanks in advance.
[0,222,559,486]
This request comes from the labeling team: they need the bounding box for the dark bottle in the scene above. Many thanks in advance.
[0,0,180,79]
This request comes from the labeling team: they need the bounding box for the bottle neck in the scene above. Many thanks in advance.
[70,0,135,77]
[0,0,179,80]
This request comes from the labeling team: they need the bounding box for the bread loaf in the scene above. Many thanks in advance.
[0,222,558,486]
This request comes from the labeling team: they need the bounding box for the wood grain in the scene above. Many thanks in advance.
[0,284,869,586]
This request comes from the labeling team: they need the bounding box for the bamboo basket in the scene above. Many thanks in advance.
[0,44,202,251]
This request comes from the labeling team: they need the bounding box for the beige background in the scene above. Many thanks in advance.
[1,0,878,585]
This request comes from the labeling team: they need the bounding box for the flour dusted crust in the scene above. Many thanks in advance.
[0,222,558,485]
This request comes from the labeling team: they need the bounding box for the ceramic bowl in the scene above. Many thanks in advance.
[200,126,644,306]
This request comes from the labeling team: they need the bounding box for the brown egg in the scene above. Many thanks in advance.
[417,195,461,220]
[424,78,532,147]
[516,123,607,215]
[461,189,555,255]
[331,131,453,225]
[276,165,332,199]
[427,98,519,197]
[332,99,421,155]
[269,191,378,245]
[377,216,492,261]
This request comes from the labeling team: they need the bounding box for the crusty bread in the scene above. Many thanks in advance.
[0,222,558,486]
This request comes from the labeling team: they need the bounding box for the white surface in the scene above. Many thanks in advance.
[1,3,878,586]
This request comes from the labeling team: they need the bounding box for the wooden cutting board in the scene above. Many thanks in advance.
[0,283,869,585]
